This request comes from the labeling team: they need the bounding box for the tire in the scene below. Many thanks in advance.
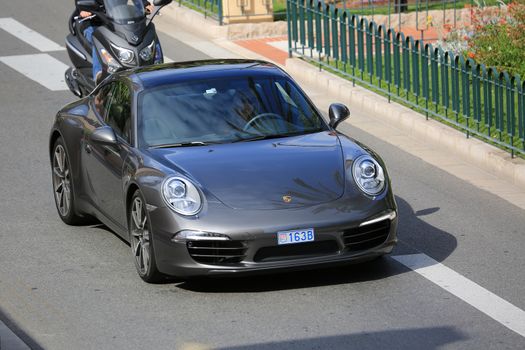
[51,137,85,225]
[129,190,164,283]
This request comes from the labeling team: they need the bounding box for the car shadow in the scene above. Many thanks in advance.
[0,307,45,350]
[89,223,130,246]
[394,196,458,263]
[213,326,467,350]
[174,195,457,292]
[175,255,402,293]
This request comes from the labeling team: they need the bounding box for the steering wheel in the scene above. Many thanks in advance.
[243,113,285,132]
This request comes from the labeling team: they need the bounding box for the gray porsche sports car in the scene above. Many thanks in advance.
[49,59,397,282]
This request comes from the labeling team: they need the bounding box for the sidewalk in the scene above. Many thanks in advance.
[155,5,525,211]
[235,36,288,65]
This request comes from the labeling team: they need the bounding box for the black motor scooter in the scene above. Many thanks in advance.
[65,0,172,97]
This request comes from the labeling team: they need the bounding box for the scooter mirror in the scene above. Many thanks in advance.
[153,0,172,6]
[76,0,99,12]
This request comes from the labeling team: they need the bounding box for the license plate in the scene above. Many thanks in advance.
[277,228,315,245]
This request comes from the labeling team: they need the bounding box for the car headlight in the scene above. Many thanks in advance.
[162,177,202,215]
[139,41,155,62]
[110,43,135,64]
[352,155,386,196]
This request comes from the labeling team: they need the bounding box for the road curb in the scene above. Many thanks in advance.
[160,4,227,40]
[161,4,287,40]
[285,58,525,191]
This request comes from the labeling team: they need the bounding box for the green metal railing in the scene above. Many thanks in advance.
[178,0,223,24]
[287,0,525,156]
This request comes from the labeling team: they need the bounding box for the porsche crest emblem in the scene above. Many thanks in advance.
[282,195,292,203]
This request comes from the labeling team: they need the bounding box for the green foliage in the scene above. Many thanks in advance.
[468,0,525,76]
[274,0,287,14]
[274,0,288,21]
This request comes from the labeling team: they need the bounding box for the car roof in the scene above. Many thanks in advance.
[124,59,289,90]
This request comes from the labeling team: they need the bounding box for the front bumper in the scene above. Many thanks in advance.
[150,200,398,277]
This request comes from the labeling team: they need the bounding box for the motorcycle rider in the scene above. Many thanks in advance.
[75,0,155,84]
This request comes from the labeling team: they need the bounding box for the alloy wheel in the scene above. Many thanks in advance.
[52,144,71,217]
[130,196,151,275]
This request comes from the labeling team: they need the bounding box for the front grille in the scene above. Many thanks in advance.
[343,219,391,251]
[254,241,339,262]
[187,240,247,265]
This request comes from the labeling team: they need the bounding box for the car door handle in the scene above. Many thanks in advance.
[85,143,92,154]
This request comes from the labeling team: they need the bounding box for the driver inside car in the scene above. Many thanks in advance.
[75,0,155,84]
[231,91,261,123]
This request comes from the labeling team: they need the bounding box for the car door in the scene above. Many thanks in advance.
[84,79,133,229]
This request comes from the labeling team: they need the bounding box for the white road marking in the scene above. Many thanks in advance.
[0,17,64,52]
[392,254,525,337]
[0,54,68,91]
[163,56,174,63]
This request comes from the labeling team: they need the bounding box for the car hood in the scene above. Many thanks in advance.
[149,132,345,210]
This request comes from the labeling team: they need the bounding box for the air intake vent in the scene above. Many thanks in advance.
[343,219,390,251]
[187,240,246,265]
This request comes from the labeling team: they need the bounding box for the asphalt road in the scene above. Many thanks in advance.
[0,1,524,349]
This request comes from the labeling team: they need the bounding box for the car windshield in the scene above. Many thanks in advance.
[104,0,145,23]
[138,76,328,148]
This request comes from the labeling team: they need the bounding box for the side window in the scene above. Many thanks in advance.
[93,83,114,119]
[105,81,132,143]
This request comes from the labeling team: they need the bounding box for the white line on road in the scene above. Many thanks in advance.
[0,54,68,91]
[392,254,525,337]
[0,18,65,52]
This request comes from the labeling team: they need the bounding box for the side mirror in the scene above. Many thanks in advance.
[76,0,99,12]
[328,103,350,129]
[153,0,172,6]
[90,126,118,146]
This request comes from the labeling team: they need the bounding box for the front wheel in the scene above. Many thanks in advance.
[129,190,164,283]
[51,138,84,225]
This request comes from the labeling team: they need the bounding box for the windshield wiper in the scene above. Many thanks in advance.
[232,132,310,143]
[150,141,217,149]
[231,135,282,143]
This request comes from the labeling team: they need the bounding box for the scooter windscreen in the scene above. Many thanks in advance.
[104,0,146,24]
